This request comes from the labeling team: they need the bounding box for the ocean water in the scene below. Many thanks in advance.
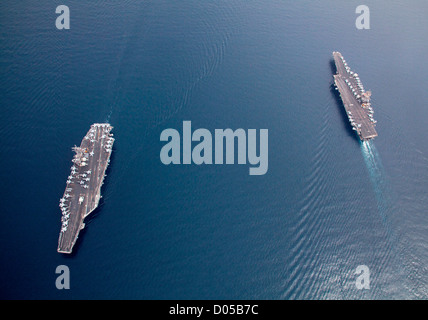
[0,1,427,299]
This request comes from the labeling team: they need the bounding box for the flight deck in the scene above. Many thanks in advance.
[57,123,114,254]
[333,51,377,141]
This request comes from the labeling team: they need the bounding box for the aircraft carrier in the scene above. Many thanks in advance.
[333,51,377,141]
[57,123,114,254]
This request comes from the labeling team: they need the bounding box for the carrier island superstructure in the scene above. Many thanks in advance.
[333,51,377,141]
[57,123,114,254]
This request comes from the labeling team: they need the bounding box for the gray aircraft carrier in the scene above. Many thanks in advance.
[333,51,377,141]
[57,123,114,254]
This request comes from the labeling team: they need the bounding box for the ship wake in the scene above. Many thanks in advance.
[361,140,395,242]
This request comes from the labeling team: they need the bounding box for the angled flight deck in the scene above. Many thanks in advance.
[57,123,114,254]
[333,51,377,141]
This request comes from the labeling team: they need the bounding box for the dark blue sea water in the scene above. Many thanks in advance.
[1,1,427,299]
